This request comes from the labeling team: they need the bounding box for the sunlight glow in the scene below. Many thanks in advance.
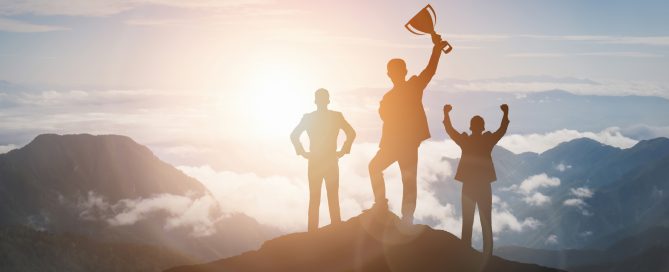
[234,60,316,138]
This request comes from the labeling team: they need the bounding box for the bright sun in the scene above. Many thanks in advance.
[236,62,315,138]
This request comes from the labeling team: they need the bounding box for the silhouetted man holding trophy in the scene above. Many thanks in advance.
[368,4,452,225]
[291,89,356,232]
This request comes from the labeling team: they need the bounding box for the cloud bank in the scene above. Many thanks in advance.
[502,174,561,206]
[498,127,638,154]
[78,191,220,237]
[179,140,541,237]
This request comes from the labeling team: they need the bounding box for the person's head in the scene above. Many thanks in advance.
[470,115,485,134]
[314,88,330,108]
[387,58,407,84]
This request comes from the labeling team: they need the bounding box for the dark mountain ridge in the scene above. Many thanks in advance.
[166,210,562,272]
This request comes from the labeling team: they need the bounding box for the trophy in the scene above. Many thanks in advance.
[405,4,453,54]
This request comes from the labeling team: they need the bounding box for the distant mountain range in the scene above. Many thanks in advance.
[461,137,669,250]
[166,210,562,272]
[497,226,669,272]
[0,134,280,270]
[1,133,667,271]
[430,136,669,271]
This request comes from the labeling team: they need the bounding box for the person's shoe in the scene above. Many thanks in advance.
[401,215,414,226]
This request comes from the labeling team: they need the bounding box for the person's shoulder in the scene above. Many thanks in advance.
[303,111,317,119]
[331,110,344,116]
[326,110,344,117]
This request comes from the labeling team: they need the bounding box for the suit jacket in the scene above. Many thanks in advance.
[291,110,356,160]
[443,115,509,183]
[378,75,431,150]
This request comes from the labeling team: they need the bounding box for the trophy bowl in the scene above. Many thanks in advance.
[405,4,453,54]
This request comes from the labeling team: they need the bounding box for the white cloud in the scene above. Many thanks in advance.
[0,0,269,17]
[449,77,669,98]
[447,34,510,42]
[179,140,539,237]
[570,187,593,198]
[555,163,571,172]
[523,192,551,206]
[499,127,638,154]
[0,16,67,32]
[503,174,560,206]
[508,51,663,58]
[580,231,593,237]
[78,191,219,237]
[518,174,561,194]
[489,209,541,233]
[564,187,594,216]
[545,234,558,245]
[563,198,586,208]
[620,125,669,140]
[0,144,17,154]
[521,34,669,46]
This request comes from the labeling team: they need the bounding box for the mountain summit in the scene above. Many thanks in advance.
[166,209,562,272]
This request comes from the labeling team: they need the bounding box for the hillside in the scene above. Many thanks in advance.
[0,134,279,262]
[0,226,194,272]
[166,209,562,272]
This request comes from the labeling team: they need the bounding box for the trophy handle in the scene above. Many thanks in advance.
[426,4,437,26]
[405,22,426,35]
[442,41,453,54]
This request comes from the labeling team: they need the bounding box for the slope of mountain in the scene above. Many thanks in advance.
[0,225,194,272]
[0,134,279,263]
[496,226,669,271]
[461,137,669,250]
[166,210,562,272]
[569,245,669,272]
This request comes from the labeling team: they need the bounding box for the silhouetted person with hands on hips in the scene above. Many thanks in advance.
[291,88,356,232]
[367,33,450,225]
[443,103,510,259]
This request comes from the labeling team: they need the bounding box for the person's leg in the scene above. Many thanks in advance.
[461,182,476,247]
[398,147,418,223]
[324,159,341,225]
[368,148,397,208]
[479,183,493,257]
[307,160,324,232]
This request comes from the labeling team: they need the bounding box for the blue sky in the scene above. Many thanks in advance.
[0,0,668,88]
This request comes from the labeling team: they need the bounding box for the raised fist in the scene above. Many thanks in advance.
[500,104,509,113]
[443,104,453,114]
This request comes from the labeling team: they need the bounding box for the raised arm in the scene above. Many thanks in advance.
[492,104,510,143]
[290,115,309,158]
[442,104,465,145]
[415,34,450,91]
[338,113,356,158]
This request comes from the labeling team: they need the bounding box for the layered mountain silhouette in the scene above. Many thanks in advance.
[433,137,669,251]
[1,133,667,271]
[0,134,279,270]
[166,209,562,272]
[497,226,669,271]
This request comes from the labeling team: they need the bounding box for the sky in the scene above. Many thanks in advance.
[1,0,669,238]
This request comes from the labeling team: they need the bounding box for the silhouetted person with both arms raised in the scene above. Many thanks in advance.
[368,34,450,224]
[291,88,356,232]
[442,103,510,258]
